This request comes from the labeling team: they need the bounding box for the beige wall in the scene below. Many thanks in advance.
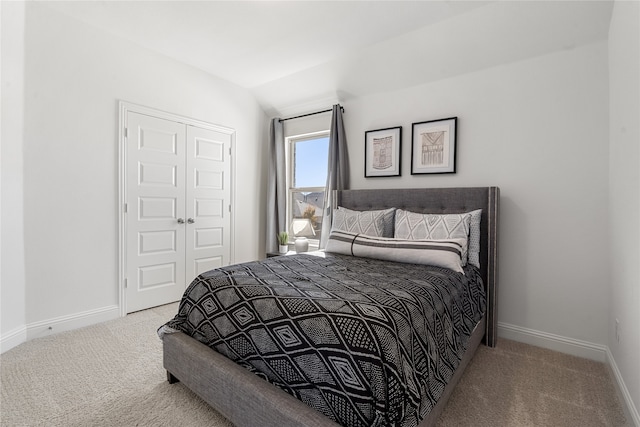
[15,3,267,339]
[1,1,27,351]
[608,0,640,421]
[343,42,610,347]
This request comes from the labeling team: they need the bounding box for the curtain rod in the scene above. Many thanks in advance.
[279,106,344,122]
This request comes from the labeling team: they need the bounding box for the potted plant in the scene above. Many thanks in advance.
[277,231,289,254]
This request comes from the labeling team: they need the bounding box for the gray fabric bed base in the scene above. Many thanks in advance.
[163,315,486,427]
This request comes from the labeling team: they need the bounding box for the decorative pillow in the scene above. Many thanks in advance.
[394,209,471,265]
[466,209,482,268]
[325,230,465,273]
[332,207,395,238]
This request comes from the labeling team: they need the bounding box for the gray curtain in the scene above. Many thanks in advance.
[319,105,349,249]
[266,118,286,253]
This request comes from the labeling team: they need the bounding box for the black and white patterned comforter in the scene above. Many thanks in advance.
[160,253,486,427]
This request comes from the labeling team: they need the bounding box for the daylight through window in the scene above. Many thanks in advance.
[288,132,329,249]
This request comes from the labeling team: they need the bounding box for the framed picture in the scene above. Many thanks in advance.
[411,117,457,174]
[364,126,402,177]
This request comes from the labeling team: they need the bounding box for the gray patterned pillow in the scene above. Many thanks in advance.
[394,209,471,265]
[466,209,482,268]
[332,207,395,237]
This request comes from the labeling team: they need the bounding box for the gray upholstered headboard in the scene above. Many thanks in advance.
[333,187,500,347]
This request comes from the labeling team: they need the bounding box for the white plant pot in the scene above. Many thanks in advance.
[295,237,309,253]
[278,245,288,254]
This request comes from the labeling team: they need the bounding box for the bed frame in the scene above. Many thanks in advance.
[163,186,500,427]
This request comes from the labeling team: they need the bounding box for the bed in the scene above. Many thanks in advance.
[159,187,499,427]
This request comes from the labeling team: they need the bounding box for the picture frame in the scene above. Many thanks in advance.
[364,126,402,178]
[411,117,457,174]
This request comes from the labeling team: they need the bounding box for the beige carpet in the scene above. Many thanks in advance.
[0,303,627,427]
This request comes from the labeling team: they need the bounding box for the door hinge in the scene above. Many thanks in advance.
[124,278,128,288]
[124,203,128,213]
[229,147,232,156]
[229,205,232,213]
[124,127,128,138]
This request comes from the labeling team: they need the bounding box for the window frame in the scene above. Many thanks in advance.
[286,130,330,250]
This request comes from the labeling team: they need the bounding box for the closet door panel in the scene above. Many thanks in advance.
[185,125,231,280]
[126,112,186,313]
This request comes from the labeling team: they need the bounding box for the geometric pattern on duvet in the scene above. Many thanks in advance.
[162,253,486,427]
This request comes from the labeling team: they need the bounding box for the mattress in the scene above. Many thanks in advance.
[159,252,486,427]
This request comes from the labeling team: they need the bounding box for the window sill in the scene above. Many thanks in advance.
[266,251,296,258]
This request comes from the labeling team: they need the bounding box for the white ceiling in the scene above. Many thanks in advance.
[44,0,614,116]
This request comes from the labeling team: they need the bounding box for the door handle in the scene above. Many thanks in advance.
[177,218,185,224]
[187,218,195,224]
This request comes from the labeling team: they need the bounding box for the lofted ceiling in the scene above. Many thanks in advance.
[44,0,614,116]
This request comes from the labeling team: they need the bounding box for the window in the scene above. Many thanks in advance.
[287,131,330,249]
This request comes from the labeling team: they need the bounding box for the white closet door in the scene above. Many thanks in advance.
[185,125,231,278]
[126,113,186,313]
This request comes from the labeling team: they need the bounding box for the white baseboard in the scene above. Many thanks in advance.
[499,322,639,426]
[0,325,27,354]
[1,305,121,354]
[606,347,640,427]
[25,305,120,341]
[498,321,607,361]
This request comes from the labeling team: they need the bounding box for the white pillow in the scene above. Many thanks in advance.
[325,230,465,273]
[394,209,471,265]
[332,207,395,238]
